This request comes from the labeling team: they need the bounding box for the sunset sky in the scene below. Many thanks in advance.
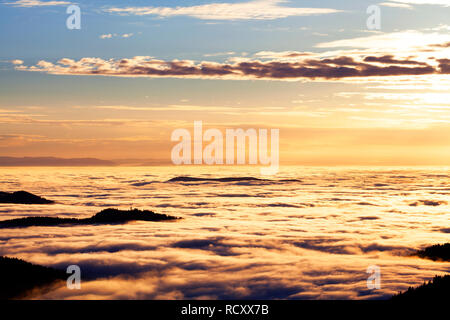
[1,0,450,165]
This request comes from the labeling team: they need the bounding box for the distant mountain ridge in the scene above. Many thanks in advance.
[0,157,115,166]
[0,191,54,204]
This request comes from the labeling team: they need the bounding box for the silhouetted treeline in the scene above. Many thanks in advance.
[0,208,180,228]
[0,256,66,299]
[416,243,450,261]
[391,275,450,301]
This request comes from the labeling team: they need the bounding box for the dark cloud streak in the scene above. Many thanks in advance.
[13,54,444,81]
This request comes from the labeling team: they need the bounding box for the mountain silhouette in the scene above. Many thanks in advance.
[0,156,115,166]
[0,191,54,204]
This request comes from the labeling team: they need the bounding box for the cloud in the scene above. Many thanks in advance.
[430,41,450,48]
[94,105,250,113]
[363,55,428,66]
[438,58,450,73]
[0,114,167,126]
[316,31,450,50]
[12,52,442,81]
[379,2,412,8]
[10,59,23,65]
[3,0,71,7]
[99,33,134,39]
[388,0,450,6]
[254,51,314,60]
[104,0,342,21]
[1,166,450,300]
[204,52,236,57]
[429,24,450,32]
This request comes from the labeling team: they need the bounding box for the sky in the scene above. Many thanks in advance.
[0,0,450,165]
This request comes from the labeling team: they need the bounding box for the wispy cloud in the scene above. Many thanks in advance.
[3,0,71,7]
[204,52,236,57]
[387,0,450,6]
[104,0,342,21]
[379,2,412,9]
[99,33,134,39]
[315,31,450,50]
[100,34,113,39]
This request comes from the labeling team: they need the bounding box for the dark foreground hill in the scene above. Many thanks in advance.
[392,243,450,300]
[0,191,54,204]
[0,256,66,299]
[391,275,450,301]
[0,208,180,228]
